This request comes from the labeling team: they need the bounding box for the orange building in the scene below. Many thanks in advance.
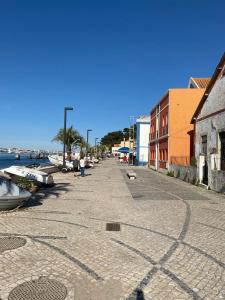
[149,78,210,171]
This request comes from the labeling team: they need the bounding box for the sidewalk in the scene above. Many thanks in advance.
[0,159,225,299]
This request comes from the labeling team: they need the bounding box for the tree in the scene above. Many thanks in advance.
[101,124,137,149]
[52,126,83,155]
[101,131,124,149]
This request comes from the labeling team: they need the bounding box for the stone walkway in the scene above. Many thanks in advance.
[0,159,225,299]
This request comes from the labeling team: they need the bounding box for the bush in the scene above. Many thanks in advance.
[167,171,174,177]
[16,177,38,193]
[190,157,197,166]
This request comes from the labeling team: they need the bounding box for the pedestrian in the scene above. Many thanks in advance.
[79,155,85,177]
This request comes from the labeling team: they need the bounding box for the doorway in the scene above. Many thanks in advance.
[220,132,225,171]
[202,135,208,185]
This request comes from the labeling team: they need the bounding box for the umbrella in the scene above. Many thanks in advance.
[118,147,129,153]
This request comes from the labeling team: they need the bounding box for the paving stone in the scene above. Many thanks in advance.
[0,159,225,299]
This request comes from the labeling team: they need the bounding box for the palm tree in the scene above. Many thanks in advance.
[52,126,83,155]
[78,136,87,154]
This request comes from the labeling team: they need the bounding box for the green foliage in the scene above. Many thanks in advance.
[167,171,174,177]
[16,177,38,192]
[101,124,137,149]
[52,126,85,153]
[101,131,124,148]
[190,156,197,166]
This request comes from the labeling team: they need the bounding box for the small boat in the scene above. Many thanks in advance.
[48,155,74,169]
[26,163,59,174]
[0,176,31,210]
[1,166,54,186]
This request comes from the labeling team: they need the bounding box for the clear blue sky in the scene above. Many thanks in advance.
[0,0,224,150]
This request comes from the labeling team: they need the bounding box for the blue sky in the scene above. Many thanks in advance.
[0,0,224,150]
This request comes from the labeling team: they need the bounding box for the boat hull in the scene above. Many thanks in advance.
[48,155,74,169]
[1,166,54,186]
[0,177,31,210]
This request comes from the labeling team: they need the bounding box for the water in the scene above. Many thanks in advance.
[0,153,50,169]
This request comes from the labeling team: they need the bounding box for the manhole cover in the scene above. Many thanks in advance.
[0,237,26,253]
[106,222,121,231]
[9,277,67,300]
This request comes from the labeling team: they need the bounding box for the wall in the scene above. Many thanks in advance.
[195,76,225,192]
[169,164,197,183]
[211,170,225,193]
[136,121,150,166]
[169,89,205,160]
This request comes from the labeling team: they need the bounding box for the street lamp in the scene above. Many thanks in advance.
[86,129,92,156]
[63,107,73,168]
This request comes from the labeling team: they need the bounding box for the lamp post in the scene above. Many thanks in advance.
[95,138,99,156]
[86,129,92,156]
[63,107,73,168]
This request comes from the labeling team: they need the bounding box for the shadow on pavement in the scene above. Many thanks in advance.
[22,182,71,208]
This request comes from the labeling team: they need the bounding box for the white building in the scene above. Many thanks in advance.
[111,144,120,156]
[191,53,225,192]
[136,116,150,166]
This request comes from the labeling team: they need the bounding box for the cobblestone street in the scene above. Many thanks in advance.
[1,158,225,300]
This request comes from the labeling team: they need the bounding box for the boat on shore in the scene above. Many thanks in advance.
[48,155,77,170]
[1,166,54,186]
[0,176,31,210]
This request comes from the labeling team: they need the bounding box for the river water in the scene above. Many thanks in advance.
[0,153,49,169]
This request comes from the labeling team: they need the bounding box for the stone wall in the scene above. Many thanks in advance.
[211,170,225,193]
[169,164,197,184]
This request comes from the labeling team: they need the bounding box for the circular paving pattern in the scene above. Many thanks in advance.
[9,277,67,300]
[0,237,26,253]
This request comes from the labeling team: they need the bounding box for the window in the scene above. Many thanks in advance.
[201,135,207,155]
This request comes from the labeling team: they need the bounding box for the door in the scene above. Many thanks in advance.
[202,135,208,185]
[220,132,225,170]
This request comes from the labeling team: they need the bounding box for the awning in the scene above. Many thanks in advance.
[118,147,129,153]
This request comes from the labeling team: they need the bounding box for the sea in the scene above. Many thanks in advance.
[0,153,50,169]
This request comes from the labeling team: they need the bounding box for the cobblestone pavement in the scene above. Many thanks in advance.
[1,159,225,300]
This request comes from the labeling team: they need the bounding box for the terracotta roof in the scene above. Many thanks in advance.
[191,77,211,88]
[191,53,225,123]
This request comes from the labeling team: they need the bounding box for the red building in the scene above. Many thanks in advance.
[149,79,209,171]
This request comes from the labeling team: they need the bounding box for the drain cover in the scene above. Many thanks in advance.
[9,277,67,300]
[0,237,26,253]
[106,222,121,231]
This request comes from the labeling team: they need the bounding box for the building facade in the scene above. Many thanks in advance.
[149,83,207,171]
[136,116,150,166]
[192,53,225,192]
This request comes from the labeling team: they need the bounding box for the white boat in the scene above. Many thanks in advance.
[0,176,31,210]
[48,155,74,169]
[1,166,54,186]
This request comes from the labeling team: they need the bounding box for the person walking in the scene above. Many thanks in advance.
[79,155,85,177]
